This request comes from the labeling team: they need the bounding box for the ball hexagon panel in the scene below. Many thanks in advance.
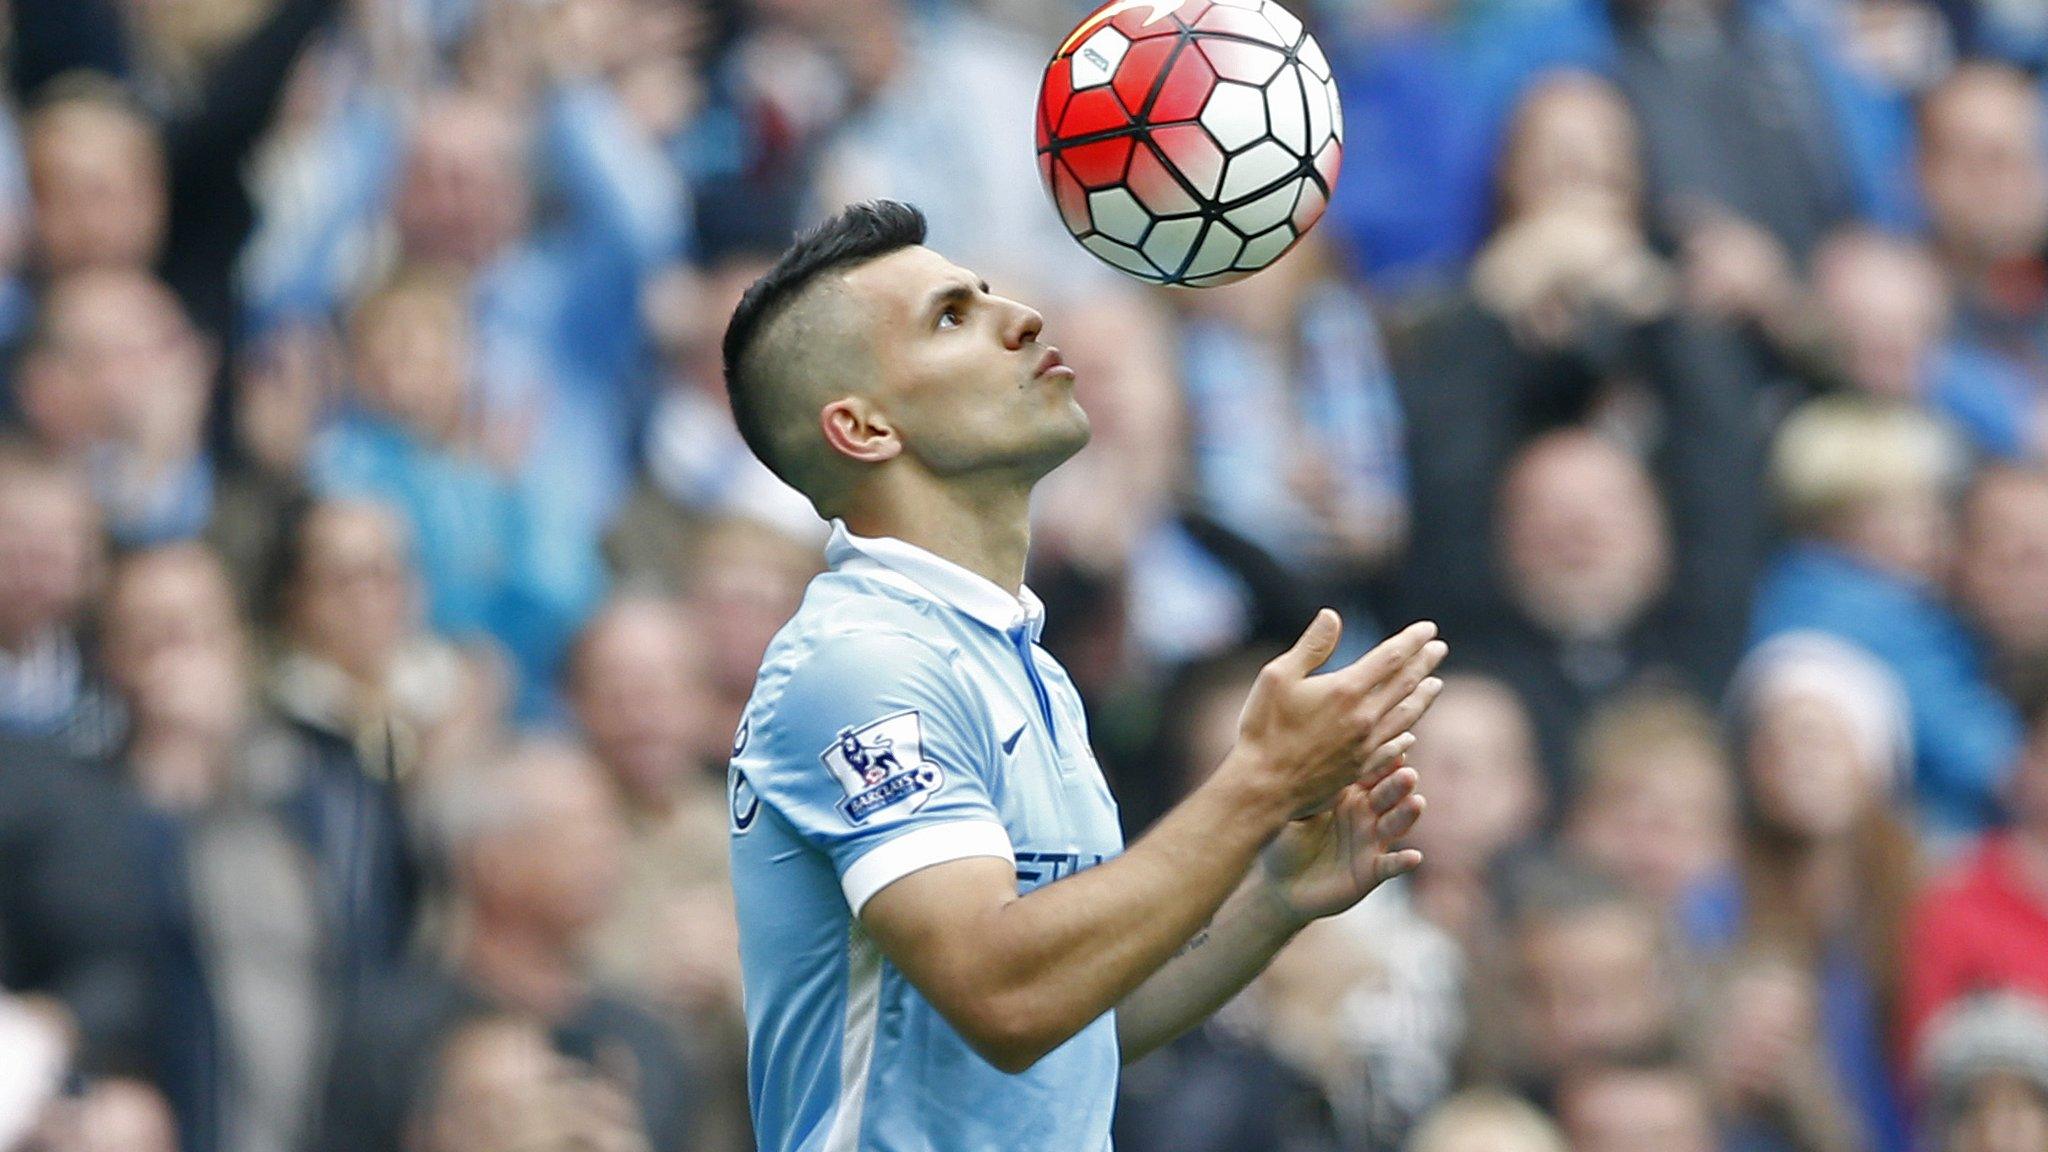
[1263,2,1304,46]
[1040,58,1074,138]
[1305,70,1332,151]
[1088,187,1152,245]
[1219,139,1296,200]
[1193,4,1277,39]
[1268,63,1309,156]
[1298,33,1331,81]
[1199,82,1267,153]
[1127,143,1200,215]
[1059,85,1132,138]
[1199,39,1285,86]
[1291,180,1327,232]
[1051,159,1091,234]
[1224,180,1299,235]
[1238,224,1296,269]
[1149,123,1226,200]
[1183,221,1245,279]
[1082,234,1163,280]
[1064,136,1135,189]
[1070,27,1130,89]
[1149,45,1217,124]
[1114,36,1179,114]
[1142,216,1204,272]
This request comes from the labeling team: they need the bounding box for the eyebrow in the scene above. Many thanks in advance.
[921,278,993,321]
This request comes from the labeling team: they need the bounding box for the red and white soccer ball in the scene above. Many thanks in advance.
[1036,0,1343,287]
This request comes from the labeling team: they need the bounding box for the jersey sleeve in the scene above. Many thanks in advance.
[739,628,1014,916]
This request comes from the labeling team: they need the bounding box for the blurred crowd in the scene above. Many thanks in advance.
[0,0,2044,1150]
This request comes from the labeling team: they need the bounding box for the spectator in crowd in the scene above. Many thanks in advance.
[1700,949,1869,1152]
[1904,692,2048,1060]
[1608,0,1879,264]
[677,515,820,749]
[1808,228,2045,461]
[1917,64,2048,397]
[1554,1059,1719,1152]
[1401,674,1546,951]
[612,253,822,588]
[0,729,149,1076]
[566,595,748,1151]
[263,497,505,786]
[1564,687,1741,954]
[1753,396,2021,839]
[14,268,218,546]
[1403,1089,1567,1152]
[1031,288,1249,700]
[320,740,696,1152]
[28,1077,180,1152]
[1470,860,1683,1106]
[13,0,343,351]
[1729,630,1921,1152]
[1174,230,1408,607]
[0,436,122,755]
[403,1014,654,1152]
[101,542,415,1152]
[1957,465,2048,705]
[1456,430,1686,779]
[1397,74,1769,700]
[243,2,688,540]
[309,264,600,715]
[1916,993,2048,1152]
[787,0,1104,296]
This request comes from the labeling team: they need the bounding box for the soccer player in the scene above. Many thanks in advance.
[721,200,1447,1151]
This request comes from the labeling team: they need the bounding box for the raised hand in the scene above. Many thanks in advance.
[1228,611,1447,821]
[1260,741,1427,926]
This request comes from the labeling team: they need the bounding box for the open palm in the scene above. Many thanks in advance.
[1261,751,1425,926]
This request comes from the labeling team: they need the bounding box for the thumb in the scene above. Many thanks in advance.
[1272,608,1342,679]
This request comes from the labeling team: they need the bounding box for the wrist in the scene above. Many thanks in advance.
[1205,747,1299,837]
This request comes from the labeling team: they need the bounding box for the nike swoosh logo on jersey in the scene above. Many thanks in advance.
[1002,725,1026,754]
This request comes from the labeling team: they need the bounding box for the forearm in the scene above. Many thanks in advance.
[1114,865,1300,1063]
[878,761,1292,1072]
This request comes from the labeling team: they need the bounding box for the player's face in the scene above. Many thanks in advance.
[843,246,1091,482]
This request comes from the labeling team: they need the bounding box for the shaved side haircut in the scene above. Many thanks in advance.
[722,200,929,500]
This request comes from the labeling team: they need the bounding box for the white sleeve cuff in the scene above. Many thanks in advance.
[841,820,1016,917]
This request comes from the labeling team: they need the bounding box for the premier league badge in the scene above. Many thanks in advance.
[821,709,945,824]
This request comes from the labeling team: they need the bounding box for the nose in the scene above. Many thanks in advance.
[1003,298,1045,350]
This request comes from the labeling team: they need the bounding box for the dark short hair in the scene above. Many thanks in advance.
[721,200,928,488]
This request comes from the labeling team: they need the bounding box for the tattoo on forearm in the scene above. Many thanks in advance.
[1174,927,1211,959]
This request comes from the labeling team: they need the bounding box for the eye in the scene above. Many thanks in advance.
[937,306,963,330]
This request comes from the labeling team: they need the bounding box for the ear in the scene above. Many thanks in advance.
[820,397,902,465]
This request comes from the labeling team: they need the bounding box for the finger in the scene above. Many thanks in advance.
[1366,766,1417,816]
[1356,733,1414,787]
[1377,793,1425,842]
[1365,675,1445,748]
[1358,638,1448,718]
[1267,608,1343,680]
[1373,847,1424,883]
[1335,620,1437,692]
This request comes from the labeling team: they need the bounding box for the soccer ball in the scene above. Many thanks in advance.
[1036,0,1343,287]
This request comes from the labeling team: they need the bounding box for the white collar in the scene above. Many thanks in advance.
[825,519,1046,642]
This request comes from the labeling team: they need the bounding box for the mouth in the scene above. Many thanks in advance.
[1034,346,1075,380]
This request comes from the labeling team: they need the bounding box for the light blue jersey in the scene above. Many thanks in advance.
[729,521,1124,1152]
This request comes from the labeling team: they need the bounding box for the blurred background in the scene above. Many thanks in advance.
[0,0,2044,1149]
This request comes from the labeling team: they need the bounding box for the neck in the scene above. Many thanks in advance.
[842,483,1035,595]
[460,915,584,1020]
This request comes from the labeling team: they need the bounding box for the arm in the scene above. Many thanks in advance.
[1114,753,1426,1063]
[860,613,1445,1074]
